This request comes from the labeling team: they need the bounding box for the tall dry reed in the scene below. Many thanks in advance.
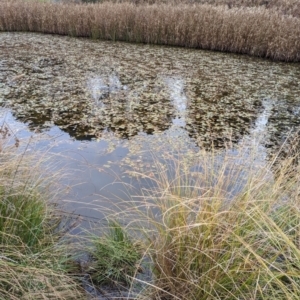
[130,0,300,17]
[0,0,300,61]
[82,0,300,18]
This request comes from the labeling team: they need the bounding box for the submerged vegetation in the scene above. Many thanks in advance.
[0,0,300,61]
[1,32,300,150]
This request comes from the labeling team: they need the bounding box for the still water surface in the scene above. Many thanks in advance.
[1,32,300,221]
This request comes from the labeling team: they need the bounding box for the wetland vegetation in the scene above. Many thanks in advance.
[1,0,300,299]
[1,0,300,61]
[0,132,84,299]
[2,131,300,299]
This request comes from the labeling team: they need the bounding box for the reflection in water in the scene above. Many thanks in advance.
[87,74,126,107]
[109,75,123,92]
[252,99,273,134]
[185,78,263,148]
[164,77,187,127]
[86,74,174,138]
[87,77,108,107]
[268,99,300,148]
[238,98,274,164]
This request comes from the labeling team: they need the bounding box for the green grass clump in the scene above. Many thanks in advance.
[88,220,142,286]
[0,140,84,299]
[0,186,62,252]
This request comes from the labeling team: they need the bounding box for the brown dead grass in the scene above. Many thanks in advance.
[83,0,300,18]
[0,0,300,61]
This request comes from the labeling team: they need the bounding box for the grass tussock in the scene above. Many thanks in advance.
[105,144,300,299]
[0,134,84,299]
[0,0,300,61]
[88,220,142,286]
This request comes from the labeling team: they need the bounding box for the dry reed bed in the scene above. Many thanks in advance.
[196,0,300,18]
[0,1,300,61]
[82,0,300,18]
[125,0,300,18]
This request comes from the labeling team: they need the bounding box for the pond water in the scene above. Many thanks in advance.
[1,32,300,222]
